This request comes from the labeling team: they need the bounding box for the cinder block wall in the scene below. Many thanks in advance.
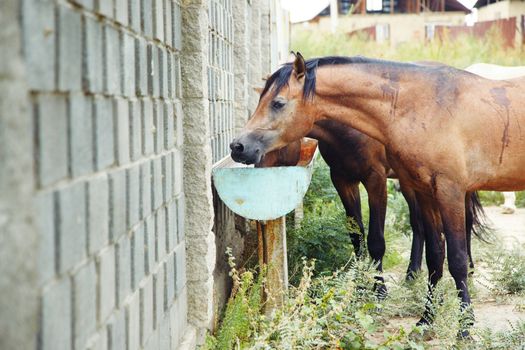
[20,0,188,349]
[1,0,288,349]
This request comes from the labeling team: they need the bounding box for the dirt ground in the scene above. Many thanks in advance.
[473,206,525,331]
[380,206,525,341]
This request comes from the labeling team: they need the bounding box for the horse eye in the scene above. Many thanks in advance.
[271,100,285,111]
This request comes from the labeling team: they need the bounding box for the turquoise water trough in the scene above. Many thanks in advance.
[212,139,318,220]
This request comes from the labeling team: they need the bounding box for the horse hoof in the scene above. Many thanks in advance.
[457,329,472,340]
[405,272,417,282]
[416,317,431,327]
[374,283,388,300]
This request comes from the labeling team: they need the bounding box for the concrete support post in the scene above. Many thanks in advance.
[0,2,38,349]
[180,0,216,343]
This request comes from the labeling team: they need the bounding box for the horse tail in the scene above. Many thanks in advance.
[468,191,493,243]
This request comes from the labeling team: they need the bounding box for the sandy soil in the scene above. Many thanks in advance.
[375,205,525,343]
[473,206,525,330]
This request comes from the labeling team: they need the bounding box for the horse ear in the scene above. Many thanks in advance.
[293,52,306,80]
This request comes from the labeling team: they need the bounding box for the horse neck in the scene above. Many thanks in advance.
[307,121,340,145]
[312,64,416,145]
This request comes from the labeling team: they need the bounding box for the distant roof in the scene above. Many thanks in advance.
[282,0,470,20]
[446,0,472,12]
[472,0,503,8]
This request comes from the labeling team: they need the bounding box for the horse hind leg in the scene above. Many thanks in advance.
[413,191,445,327]
[400,183,425,281]
[435,180,474,338]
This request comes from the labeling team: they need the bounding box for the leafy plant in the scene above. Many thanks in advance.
[487,245,525,295]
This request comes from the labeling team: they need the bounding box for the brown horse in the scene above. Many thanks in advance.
[231,54,525,335]
[258,120,488,286]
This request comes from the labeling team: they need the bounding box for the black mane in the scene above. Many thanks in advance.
[259,55,437,101]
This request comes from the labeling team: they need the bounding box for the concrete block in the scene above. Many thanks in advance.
[145,216,156,273]
[122,33,135,97]
[162,155,173,204]
[152,157,163,210]
[104,25,121,95]
[163,205,173,254]
[107,307,126,350]
[83,16,104,92]
[126,291,141,350]
[167,200,178,249]
[156,208,167,261]
[147,44,159,97]
[36,95,68,187]
[153,0,164,41]
[164,102,174,150]
[73,261,97,350]
[69,94,94,178]
[144,329,160,350]
[34,191,55,286]
[129,99,142,161]
[158,313,171,349]
[174,242,187,295]
[140,161,152,219]
[86,329,108,350]
[57,5,82,91]
[129,0,141,32]
[98,245,116,323]
[172,150,183,197]
[153,101,164,154]
[164,0,173,48]
[57,182,87,273]
[170,286,188,346]
[165,253,175,305]
[172,2,182,51]
[140,277,154,346]
[141,0,153,38]
[115,0,128,26]
[88,174,109,255]
[116,233,131,307]
[94,96,115,170]
[173,55,182,99]
[141,99,154,155]
[135,37,148,96]
[126,166,140,229]
[40,279,71,350]
[109,169,127,242]
[97,0,114,19]
[174,101,183,147]
[159,48,168,98]
[176,195,185,243]
[22,0,55,90]
[153,265,166,326]
[114,98,130,165]
[131,226,145,290]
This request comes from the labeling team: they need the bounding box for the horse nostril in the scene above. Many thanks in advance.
[230,142,244,153]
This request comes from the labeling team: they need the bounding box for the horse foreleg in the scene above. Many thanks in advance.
[400,183,425,281]
[414,191,445,326]
[330,170,365,256]
[363,172,388,297]
[435,181,473,337]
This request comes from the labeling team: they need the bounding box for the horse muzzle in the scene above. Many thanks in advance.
[229,135,264,165]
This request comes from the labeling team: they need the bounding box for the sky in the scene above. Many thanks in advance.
[281,0,478,23]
